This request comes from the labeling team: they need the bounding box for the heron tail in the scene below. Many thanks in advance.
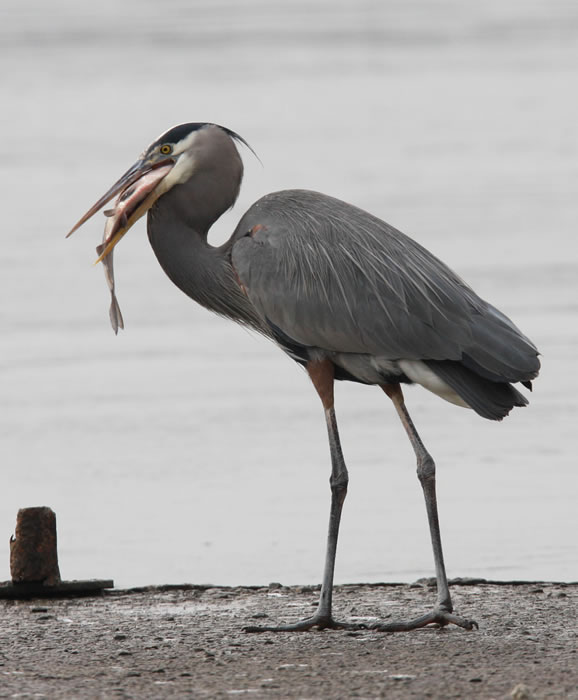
[424,359,529,421]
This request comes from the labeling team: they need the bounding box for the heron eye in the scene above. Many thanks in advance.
[160,144,173,155]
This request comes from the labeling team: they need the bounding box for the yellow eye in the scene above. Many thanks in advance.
[160,144,173,155]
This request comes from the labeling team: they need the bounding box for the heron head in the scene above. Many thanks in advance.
[67,122,255,262]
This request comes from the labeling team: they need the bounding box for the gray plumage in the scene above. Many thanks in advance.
[68,122,541,633]
[231,190,538,419]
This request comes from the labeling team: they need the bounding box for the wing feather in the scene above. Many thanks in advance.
[231,190,539,382]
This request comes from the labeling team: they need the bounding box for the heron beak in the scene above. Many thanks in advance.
[67,157,175,263]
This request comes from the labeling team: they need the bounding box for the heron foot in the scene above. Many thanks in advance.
[243,614,359,633]
[244,608,478,634]
[366,608,479,633]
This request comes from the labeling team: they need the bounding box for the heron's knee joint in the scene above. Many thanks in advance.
[417,453,435,483]
[330,473,348,494]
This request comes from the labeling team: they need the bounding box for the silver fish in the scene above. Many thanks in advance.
[92,164,173,333]
[96,213,124,335]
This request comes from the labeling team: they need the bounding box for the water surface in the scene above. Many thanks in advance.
[1,0,577,587]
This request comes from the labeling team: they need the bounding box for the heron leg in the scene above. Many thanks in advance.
[372,384,478,632]
[244,359,354,633]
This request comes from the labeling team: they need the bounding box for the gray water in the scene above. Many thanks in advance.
[2,0,577,588]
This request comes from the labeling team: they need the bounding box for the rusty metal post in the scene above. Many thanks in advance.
[10,507,61,585]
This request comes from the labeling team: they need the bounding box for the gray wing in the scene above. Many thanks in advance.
[231,190,539,382]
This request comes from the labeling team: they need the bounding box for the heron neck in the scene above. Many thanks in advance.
[146,213,264,331]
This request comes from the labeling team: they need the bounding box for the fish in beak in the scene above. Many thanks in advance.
[67,157,175,258]
[67,156,175,333]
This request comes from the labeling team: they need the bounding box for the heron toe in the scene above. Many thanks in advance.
[244,615,358,633]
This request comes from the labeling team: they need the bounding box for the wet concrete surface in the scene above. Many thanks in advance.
[0,581,576,698]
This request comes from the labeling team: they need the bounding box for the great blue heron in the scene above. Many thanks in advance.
[68,122,540,633]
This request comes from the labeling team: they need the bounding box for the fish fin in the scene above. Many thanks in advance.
[109,294,124,335]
